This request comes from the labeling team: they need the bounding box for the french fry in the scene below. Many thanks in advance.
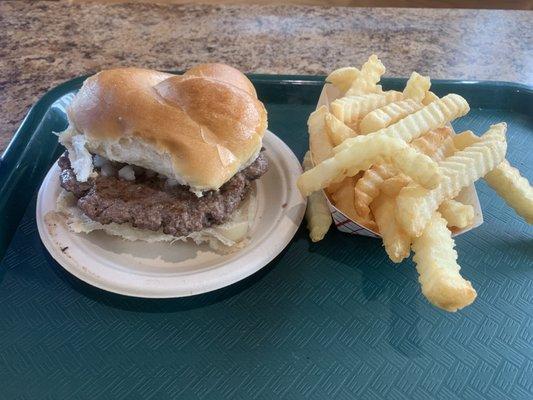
[354,128,450,217]
[438,199,475,229]
[484,160,533,224]
[308,106,341,196]
[325,113,356,146]
[335,94,470,153]
[325,181,348,196]
[396,123,507,237]
[410,127,452,157]
[371,193,411,263]
[390,146,442,189]
[382,141,474,229]
[326,67,360,94]
[331,91,403,125]
[403,72,431,102]
[326,172,364,196]
[378,175,473,231]
[453,130,533,224]
[345,55,385,96]
[331,177,378,232]
[432,136,456,162]
[359,99,424,134]
[411,212,477,312]
[299,135,423,197]
[354,164,397,217]
[308,106,334,164]
[380,175,411,197]
[303,152,332,242]
[422,91,439,105]
[452,130,477,150]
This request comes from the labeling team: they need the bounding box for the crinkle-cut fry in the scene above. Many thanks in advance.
[303,152,332,242]
[353,128,449,216]
[371,193,411,263]
[412,212,477,312]
[410,127,452,158]
[485,160,533,224]
[391,146,442,189]
[396,123,508,237]
[403,72,431,102]
[325,181,346,196]
[354,127,450,217]
[359,99,424,134]
[325,113,357,146]
[453,130,533,224]
[330,177,378,232]
[330,177,356,216]
[381,175,411,197]
[326,67,360,94]
[308,106,334,164]
[335,94,470,153]
[432,136,456,162]
[331,91,403,125]
[326,171,363,196]
[452,130,478,151]
[345,55,385,96]
[298,135,409,197]
[438,199,475,229]
[354,163,397,217]
[422,91,439,105]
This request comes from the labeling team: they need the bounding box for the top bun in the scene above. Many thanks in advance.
[65,64,267,192]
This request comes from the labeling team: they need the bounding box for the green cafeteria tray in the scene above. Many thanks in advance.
[0,74,532,399]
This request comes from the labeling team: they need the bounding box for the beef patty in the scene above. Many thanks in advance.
[58,151,268,237]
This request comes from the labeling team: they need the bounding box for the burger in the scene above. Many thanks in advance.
[55,64,268,251]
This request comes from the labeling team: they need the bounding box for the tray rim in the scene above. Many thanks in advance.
[0,73,532,261]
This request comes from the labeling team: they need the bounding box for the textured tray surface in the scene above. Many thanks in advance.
[0,76,532,399]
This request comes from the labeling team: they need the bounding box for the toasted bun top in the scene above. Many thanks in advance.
[67,64,267,191]
[184,63,257,97]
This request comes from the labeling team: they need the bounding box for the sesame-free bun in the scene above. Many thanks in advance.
[184,63,258,97]
[63,64,267,192]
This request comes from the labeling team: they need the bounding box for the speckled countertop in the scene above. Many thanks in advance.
[1,1,532,153]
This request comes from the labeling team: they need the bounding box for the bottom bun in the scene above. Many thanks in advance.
[55,187,257,252]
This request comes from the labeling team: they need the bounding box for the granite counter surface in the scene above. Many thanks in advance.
[1,1,532,152]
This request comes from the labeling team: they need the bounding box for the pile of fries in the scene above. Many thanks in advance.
[298,55,533,312]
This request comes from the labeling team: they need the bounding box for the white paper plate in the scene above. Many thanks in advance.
[36,131,306,298]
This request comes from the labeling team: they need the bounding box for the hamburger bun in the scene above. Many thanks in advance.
[62,64,267,193]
